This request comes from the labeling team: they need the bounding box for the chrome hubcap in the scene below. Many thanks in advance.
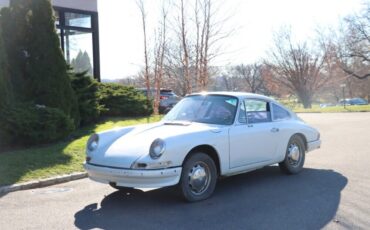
[288,144,300,166]
[188,162,210,195]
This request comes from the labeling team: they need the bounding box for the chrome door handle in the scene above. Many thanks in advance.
[271,128,279,133]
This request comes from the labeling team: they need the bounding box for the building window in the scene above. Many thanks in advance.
[64,30,94,76]
[65,12,92,28]
[54,7,100,81]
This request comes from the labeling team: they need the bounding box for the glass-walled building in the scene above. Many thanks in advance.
[55,6,100,81]
[0,0,100,81]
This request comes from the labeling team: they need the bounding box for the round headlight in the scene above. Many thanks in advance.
[87,134,99,151]
[149,138,166,159]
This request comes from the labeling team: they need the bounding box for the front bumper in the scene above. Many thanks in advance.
[307,139,321,152]
[84,163,182,188]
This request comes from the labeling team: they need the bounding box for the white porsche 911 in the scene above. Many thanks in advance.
[84,92,321,202]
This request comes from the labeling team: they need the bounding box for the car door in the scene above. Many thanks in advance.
[229,98,280,168]
[269,103,297,159]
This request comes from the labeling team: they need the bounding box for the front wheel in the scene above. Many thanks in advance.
[279,135,306,174]
[179,152,217,202]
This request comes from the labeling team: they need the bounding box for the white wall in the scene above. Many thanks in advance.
[52,0,97,12]
[0,0,97,12]
[0,0,9,8]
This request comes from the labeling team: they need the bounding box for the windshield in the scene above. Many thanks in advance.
[163,95,238,125]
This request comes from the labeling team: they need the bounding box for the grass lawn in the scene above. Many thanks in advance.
[292,104,370,113]
[0,116,162,186]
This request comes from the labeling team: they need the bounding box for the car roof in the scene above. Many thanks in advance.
[187,91,297,118]
[189,91,277,102]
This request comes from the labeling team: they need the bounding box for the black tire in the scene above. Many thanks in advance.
[179,152,217,202]
[109,182,136,193]
[279,135,306,175]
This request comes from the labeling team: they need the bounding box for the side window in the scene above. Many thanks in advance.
[238,102,247,123]
[272,104,291,121]
[245,99,271,124]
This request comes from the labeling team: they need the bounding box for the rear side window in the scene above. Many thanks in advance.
[272,104,291,121]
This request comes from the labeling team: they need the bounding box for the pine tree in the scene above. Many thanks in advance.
[0,1,30,101]
[0,21,13,147]
[0,0,84,146]
[71,50,93,76]
[0,22,12,107]
[24,0,80,125]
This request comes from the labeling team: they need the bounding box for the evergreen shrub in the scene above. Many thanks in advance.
[70,71,105,125]
[0,103,75,146]
[98,83,153,117]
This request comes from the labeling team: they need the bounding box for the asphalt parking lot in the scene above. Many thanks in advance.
[1,113,370,230]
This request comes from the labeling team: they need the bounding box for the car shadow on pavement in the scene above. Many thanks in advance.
[74,166,347,230]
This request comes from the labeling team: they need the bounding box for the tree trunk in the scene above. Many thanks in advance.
[180,0,191,94]
[137,0,151,110]
[298,91,313,109]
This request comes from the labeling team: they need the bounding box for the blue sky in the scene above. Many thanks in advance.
[98,0,366,80]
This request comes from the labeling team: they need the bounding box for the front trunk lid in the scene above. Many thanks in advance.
[89,122,218,168]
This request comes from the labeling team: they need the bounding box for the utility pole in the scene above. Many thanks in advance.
[340,84,346,109]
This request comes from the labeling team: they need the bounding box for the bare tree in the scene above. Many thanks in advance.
[166,0,233,92]
[230,64,267,94]
[196,0,211,91]
[162,42,189,96]
[194,0,201,91]
[134,0,233,97]
[179,0,191,94]
[221,75,237,91]
[221,75,241,91]
[195,0,235,91]
[137,0,151,106]
[211,67,242,91]
[266,29,330,108]
[338,3,370,79]
[152,6,168,115]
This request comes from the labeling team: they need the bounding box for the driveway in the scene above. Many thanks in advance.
[1,113,369,229]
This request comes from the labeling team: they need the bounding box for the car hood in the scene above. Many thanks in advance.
[89,121,220,168]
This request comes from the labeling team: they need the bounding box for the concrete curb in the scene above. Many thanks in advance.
[0,172,87,195]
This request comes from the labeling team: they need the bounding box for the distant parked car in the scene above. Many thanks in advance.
[339,98,368,106]
[138,88,180,113]
[338,99,351,106]
[349,98,368,105]
[84,92,321,202]
[319,103,334,108]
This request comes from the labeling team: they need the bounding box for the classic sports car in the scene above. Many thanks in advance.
[84,92,321,202]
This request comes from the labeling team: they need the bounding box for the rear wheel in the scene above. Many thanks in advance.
[279,135,306,174]
[179,152,217,202]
